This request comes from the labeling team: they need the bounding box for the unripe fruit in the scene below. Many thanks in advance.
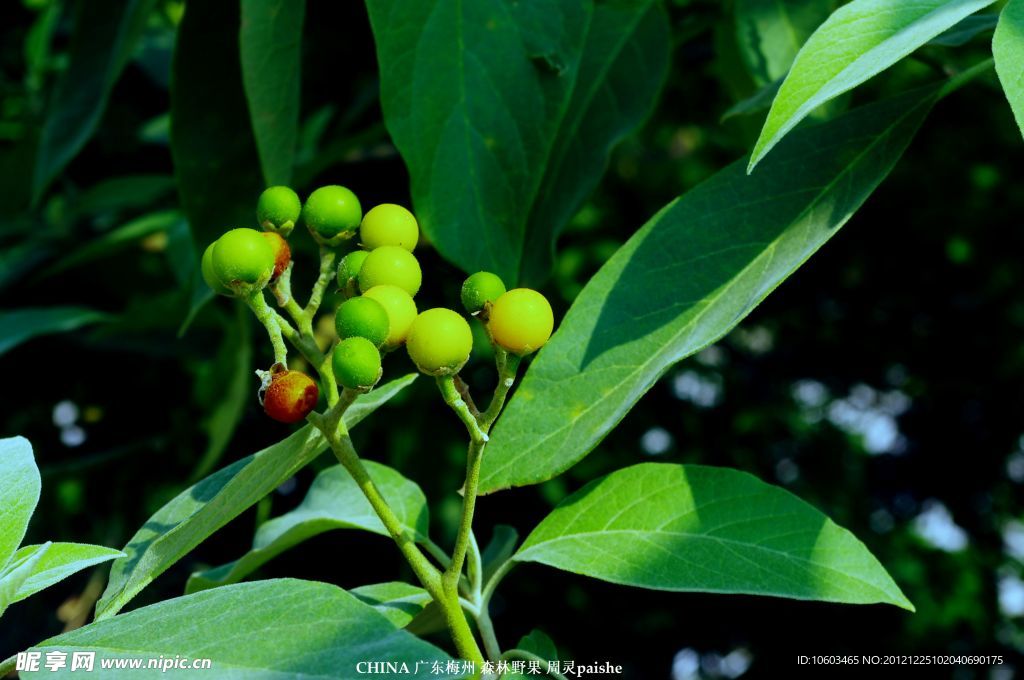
[262,232,291,280]
[460,271,506,314]
[263,370,319,423]
[362,285,418,349]
[303,185,362,246]
[358,246,422,297]
[335,296,390,348]
[332,337,382,390]
[211,228,275,292]
[257,186,301,237]
[201,242,235,297]
[488,288,554,355]
[337,250,369,288]
[406,308,473,376]
[360,204,419,251]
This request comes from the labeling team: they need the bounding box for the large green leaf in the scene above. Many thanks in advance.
[0,307,110,358]
[32,0,157,203]
[0,437,41,568]
[367,0,669,284]
[186,462,429,593]
[350,581,432,628]
[16,580,465,679]
[0,542,123,610]
[240,0,304,185]
[995,0,1024,139]
[735,0,832,86]
[96,375,417,619]
[749,0,996,171]
[42,211,184,278]
[171,1,263,246]
[515,463,913,609]
[479,84,945,494]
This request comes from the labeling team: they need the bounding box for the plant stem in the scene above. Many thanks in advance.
[444,437,484,601]
[476,607,502,662]
[305,246,337,316]
[438,376,488,444]
[479,352,520,429]
[500,649,567,680]
[245,292,288,366]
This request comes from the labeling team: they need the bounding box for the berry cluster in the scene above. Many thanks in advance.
[201,185,555,425]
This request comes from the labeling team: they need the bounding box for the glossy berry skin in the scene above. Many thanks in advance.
[335,296,390,348]
[332,337,382,390]
[362,285,418,349]
[460,271,506,314]
[406,308,473,376]
[360,204,419,251]
[264,370,319,423]
[211,228,275,291]
[358,246,422,297]
[303,185,362,246]
[201,242,235,297]
[262,232,291,280]
[488,288,554,355]
[337,250,369,288]
[257,186,301,237]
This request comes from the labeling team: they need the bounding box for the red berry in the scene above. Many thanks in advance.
[263,232,291,280]
[263,370,318,423]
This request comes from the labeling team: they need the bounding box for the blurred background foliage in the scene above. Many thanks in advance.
[1,0,1022,677]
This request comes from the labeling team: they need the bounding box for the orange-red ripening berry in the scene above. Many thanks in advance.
[263,232,291,280]
[263,370,318,423]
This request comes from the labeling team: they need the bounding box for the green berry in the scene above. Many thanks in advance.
[358,246,422,297]
[460,271,506,314]
[488,288,554,355]
[362,285,418,349]
[303,185,362,246]
[332,337,382,390]
[201,242,235,297]
[360,204,419,251]
[337,250,369,288]
[211,228,275,292]
[335,297,390,348]
[406,308,473,376]
[257,186,301,237]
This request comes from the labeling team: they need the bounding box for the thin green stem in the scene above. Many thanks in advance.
[270,262,312,335]
[468,531,483,597]
[422,537,453,570]
[438,376,488,444]
[481,558,516,607]
[479,352,521,429]
[245,292,288,366]
[305,246,337,317]
[499,649,567,680]
[476,607,502,662]
[444,438,484,597]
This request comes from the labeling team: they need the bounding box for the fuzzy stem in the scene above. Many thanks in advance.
[245,292,288,366]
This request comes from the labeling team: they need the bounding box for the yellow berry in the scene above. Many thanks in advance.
[362,285,418,349]
[488,288,554,355]
[406,308,473,376]
[360,204,419,251]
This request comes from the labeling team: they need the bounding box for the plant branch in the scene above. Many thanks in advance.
[479,352,521,429]
[244,292,288,366]
[438,376,488,444]
[305,246,337,317]
[476,607,502,662]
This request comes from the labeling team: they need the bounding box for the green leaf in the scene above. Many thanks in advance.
[0,542,123,609]
[32,0,157,203]
[0,308,110,358]
[186,461,429,593]
[479,85,945,494]
[0,437,40,567]
[95,375,417,619]
[69,175,176,219]
[930,12,999,46]
[514,463,913,610]
[350,582,432,628]
[0,542,49,618]
[721,77,782,121]
[367,0,669,284]
[734,0,831,85]
[995,0,1024,139]
[171,1,263,246]
[481,524,519,584]
[240,0,305,186]
[20,579,465,678]
[41,211,184,278]
[749,0,996,171]
[506,629,559,679]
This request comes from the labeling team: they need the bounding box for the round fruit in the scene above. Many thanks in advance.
[263,370,319,423]
[460,271,506,314]
[337,250,369,287]
[362,285,418,348]
[257,186,301,236]
[201,242,235,297]
[211,228,275,290]
[406,308,473,376]
[332,337,382,390]
[335,296,390,348]
[360,204,419,251]
[262,232,291,280]
[488,288,554,355]
[303,185,362,245]
[358,246,422,297]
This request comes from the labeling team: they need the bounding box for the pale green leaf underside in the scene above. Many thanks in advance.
[749,0,996,171]
[994,0,1024,138]
[734,0,831,86]
[351,582,432,628]
[186,462,429,593]
[1,542,123,607]
[516,463,913,610]
[479,85,944,494]
[0,436,40,569]
[0,307,110,357]
[19,580,464,679]
[96,375,417,619]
